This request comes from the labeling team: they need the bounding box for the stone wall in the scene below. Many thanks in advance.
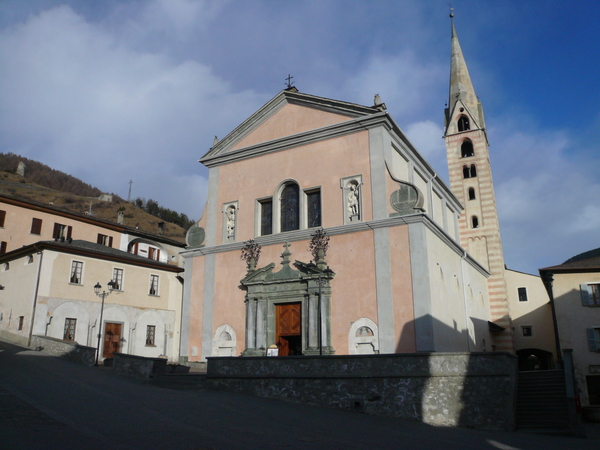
[113,353,167,380]
[31,335,95,366]
[206,352,518,430]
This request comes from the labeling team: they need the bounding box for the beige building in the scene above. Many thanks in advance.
[540,253,600,406]
[505,269,557,369]
[0,193,186,267]
[0,240,184,361]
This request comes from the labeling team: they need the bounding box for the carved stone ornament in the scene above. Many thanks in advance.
[390,183,423,215]
[186,223,205,248]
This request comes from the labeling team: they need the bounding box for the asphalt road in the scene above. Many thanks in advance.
[0,339,597,450]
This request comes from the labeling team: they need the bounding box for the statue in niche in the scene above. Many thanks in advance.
[347,181,360,221]
[226,205,236,241]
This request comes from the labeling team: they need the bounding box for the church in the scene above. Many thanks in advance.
[179,17,525,363]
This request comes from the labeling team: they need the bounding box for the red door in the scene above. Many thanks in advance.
[275,303,301,356]
[103,322,122,358]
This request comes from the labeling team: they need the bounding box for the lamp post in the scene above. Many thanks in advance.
[94,280,115,366]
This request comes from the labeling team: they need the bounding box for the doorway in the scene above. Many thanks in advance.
[103,322,122,358]
[275,302,302,356]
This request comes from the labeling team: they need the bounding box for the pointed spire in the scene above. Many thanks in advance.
[448,14,478,117]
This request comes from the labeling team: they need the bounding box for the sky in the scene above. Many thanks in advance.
[1,0,599,275]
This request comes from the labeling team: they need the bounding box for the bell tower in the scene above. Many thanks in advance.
[443,13,514,352]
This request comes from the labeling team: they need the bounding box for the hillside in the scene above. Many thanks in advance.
[0,160,188,243]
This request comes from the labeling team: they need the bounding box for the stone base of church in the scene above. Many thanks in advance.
[241,348,266,357]
[303,346,335,356]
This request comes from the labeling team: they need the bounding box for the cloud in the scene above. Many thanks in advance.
[0,3,267,220]
[492,124,600,271]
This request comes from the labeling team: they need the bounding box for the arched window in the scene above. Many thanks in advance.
[458,116,470,131]
[280,183,300,232]
[461,140,474,158]
[472,216,479,228]
[463,165,477,179]
[468,188,476,200]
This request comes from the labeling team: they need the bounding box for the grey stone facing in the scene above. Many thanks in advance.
[204,167,220,247]
[178,254,194,363]
[201,253,216,360]
[368,126,388,220]
[408,222,435,352]
[373,227,395,354]
[205,352,517,430]
[30,335,95,366]
[113,352,167,380]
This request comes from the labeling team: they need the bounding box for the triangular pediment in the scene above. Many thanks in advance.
[445,98,485,136]
[201,89,379,164]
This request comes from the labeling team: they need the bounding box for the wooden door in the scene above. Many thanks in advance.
[103,322,122,358]
[276,303,301,356]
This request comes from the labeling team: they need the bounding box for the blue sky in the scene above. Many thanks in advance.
[1,0,599,274]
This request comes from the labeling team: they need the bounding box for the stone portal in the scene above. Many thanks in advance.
[240,243,335,356]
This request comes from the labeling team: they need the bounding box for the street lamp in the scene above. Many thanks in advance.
[316,266,334,356]
[94,280,115,366]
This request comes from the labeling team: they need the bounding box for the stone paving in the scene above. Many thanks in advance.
[1,339,599,450]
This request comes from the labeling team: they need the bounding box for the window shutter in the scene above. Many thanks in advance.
[31,218,42,235]
[0,210,5,227]
[156,249,160,261]
[581,284,592,306]
[108,236,113,248]
[67,226,73,239]
[133,242,139,255]
[97,234,103,244]
[588,328,598,352]
[53,223,60,239]
[0,241,6,254]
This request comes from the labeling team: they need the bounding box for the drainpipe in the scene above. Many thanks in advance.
[45,316,53,336]
[541,270,562,366]
[28,250,44,347]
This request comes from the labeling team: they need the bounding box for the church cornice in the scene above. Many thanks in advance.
[179,214,489,277]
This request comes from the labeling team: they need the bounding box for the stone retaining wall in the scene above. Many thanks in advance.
[31,335,95,366]
[206,352,518,430]
[113,353,167,380]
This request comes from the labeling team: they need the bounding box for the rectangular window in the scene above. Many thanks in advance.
[581,283,600,306]
[0,241,6,255]
[97,234,113,247]
[521,325,533,337]
[518,287,528,302]
[31,218,42,235]
[260,199,273,236]
[0,210,5,227]
[146,325,156,346]
[70,261,83,284]
[149,275,159,296]
[112,268,123,291]
[18,316,24,331]
[306,189,322,228]
[53,223,72,240]
[63,318,76,341]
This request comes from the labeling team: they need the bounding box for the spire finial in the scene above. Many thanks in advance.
[449,3,454,18]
